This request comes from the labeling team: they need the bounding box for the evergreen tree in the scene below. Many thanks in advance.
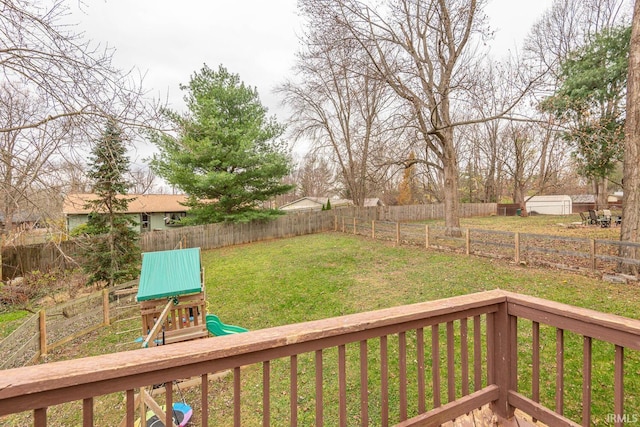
[151,64,294,223]
[82,120,140,286]
[542,26,630,188]
[325,198,331,210]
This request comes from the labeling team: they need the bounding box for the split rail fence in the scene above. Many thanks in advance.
[0,280,139,370]
[336,216,640,277]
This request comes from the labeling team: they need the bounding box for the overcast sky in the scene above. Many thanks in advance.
[69,0,554,162]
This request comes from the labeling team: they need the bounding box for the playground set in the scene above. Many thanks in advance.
[131,247,248,426]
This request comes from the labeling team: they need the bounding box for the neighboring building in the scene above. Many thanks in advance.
[607,191,624,205]
[63,194,189,233]
[525,195,572,215]
[570,194,596,213]
[279,197,385,212]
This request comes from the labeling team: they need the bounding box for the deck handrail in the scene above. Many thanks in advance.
[0,289,639,426]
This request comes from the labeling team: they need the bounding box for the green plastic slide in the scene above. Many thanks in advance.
[206,314,248,336]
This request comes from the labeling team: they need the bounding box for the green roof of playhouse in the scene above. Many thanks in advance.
[137,247,202,301]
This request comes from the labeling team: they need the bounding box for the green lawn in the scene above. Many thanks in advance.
[11,231,640,425]
[204,232,639,329]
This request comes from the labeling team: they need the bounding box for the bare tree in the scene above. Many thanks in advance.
[0,83,74,232]
[1,0,161,239]
[1,0,158,135]
[128,166,163,195]
[319,0,538,231]
[295,153,335,198]
[525,0,630,80]
[278,6,398,207]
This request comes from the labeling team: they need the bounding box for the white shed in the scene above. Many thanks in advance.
[525,195,572,215]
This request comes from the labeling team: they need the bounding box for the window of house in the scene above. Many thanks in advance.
[141,213,150,231]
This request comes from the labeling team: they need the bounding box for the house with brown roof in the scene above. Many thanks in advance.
[63,193,189,233]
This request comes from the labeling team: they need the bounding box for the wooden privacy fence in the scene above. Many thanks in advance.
[338,217,640,278]
[1,203,496,279]
[0,280,139,370]
[138,209,336,252]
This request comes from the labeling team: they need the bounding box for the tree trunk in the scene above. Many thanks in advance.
[620,0,640,274]
[594,177,608,210]
[442,128,461,235]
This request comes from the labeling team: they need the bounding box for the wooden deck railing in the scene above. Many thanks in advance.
[0,290,638,426]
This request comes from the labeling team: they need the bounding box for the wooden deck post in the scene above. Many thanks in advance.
[489,299,516,420]
[39,310,47,357]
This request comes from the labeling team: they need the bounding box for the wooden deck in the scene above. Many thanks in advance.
[446,407,546,426]
[0,290,637,426]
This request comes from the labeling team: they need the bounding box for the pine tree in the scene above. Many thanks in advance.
[325,199,331,210]
[150,64,294,223]
[82,120,140,286]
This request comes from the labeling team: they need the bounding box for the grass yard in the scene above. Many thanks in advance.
[7,221,640,425]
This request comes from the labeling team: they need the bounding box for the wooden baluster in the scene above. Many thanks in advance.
[582,336,592,427]
[201,374,209,427]
[474,315,482,392]
[461,318,469,396]
[399,331,407,420]
[432,324,441,407]
[234,367,241,427]
[261,362,270,427]
[556,328,564,415]
[360,340,368,426]
[614,345,624,427]
[446,321,455,402]
[417,328,426,413]
[290,355,297,427]
[380,336,389,427]
[83,397,93,427]
[315,351,323,427]
[339,344,347,427]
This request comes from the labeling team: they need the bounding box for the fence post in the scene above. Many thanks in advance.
[342,217,345,233]
[396,222,400,246]
[465,228,470,255]
[103,288,110,326]
[372,220,375,239]
[334,215,338,232]
[514,233,520,264]
[39,310,47,357]
[353,217,357,235]
[590,239,596,271]
[425,225,430,249]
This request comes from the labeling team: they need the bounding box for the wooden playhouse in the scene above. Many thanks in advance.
[136,247,209,347]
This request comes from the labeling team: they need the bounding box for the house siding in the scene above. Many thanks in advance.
[66,212,186,233]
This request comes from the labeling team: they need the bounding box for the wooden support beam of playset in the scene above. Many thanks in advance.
[141,299,174,348]
[117,388,177,427]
